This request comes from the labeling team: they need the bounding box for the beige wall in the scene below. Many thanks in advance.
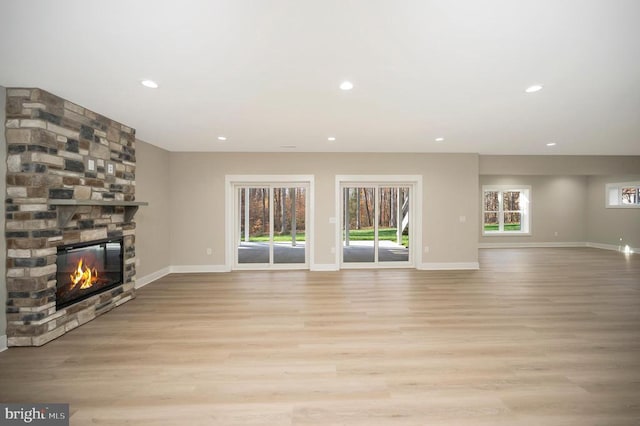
[1,86,6,341]
[587,175,640,249]
[479,175,588,244]
[116,150,640,278]
[134,140,172,279]
[168,152,479,267]
[480,155,640,175]
[478,155,640,249]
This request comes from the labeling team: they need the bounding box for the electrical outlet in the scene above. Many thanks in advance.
[424,246,430,253]
[206,248,213,255]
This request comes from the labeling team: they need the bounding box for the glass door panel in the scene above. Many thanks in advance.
[343,187,375,263]
[341,184,412,267]
[235,183,309,268]
[274,187,306,264]
[238,187,270,264]
[378,187,410,262]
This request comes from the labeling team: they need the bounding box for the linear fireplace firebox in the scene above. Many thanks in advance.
[56,238,124,310]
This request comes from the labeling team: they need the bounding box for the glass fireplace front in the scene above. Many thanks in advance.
[56,238,124,310]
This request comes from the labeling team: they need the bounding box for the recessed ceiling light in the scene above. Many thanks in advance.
[546,142,557,146]
[327,137,336,142]
[435,137,445,142]
[217,136,227,141]
[141,79,159,89]
[525,84,543,93]
[339,81,354,91]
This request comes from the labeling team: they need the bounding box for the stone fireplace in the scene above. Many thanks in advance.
[4,88,146,346]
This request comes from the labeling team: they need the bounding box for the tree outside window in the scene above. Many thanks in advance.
[606,182,640,208]
[483,186,530,234]
[621,187,639,205]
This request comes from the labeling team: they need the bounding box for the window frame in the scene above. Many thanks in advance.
[482,185,531,236]
[605,182,640,209]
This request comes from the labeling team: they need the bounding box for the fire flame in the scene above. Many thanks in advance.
[69,258,98,290]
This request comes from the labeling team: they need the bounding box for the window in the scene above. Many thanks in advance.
[482,186,531,235]
[606,182,640,208]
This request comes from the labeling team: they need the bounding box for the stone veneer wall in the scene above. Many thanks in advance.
[5,88,137,346]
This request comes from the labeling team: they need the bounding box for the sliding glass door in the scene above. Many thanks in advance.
[342,185,411,266]
[236,184,308,268]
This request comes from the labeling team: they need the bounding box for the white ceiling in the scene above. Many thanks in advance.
[1,0,639,154]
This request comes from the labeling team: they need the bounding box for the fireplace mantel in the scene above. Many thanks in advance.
[48,200,149,227]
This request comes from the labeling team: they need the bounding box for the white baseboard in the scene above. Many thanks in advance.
[170,264,231,273]
[478,241,638,254]
[0,335,7,352]
[135,265,231,287]
[310,263,339,271]
[586,242,617,251]
[418,262,480,271]
[135,267,171,289]
[479,242,587,249]
[586,242,639,253]
[129,244,636,287]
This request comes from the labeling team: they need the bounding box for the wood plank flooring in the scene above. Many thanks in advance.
[1,248,639,425]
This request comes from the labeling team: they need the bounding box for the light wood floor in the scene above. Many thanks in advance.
[1,248,639,425]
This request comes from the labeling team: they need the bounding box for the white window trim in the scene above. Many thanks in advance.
[482,185,531,236]
[605,181,640,209]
